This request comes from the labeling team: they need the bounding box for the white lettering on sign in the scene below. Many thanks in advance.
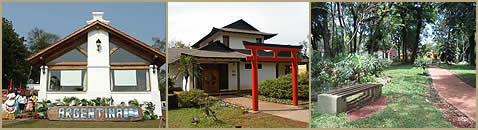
[57,107,140,120]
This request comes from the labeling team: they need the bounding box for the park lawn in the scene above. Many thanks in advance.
[311,65,454,128]
[168,102,308,128]
[438,64,476,87]
[2,119,160,128]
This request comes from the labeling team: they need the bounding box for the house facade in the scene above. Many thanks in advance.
[27,12,165,116]
[169,19,307,94]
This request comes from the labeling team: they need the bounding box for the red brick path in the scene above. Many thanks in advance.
[346,96,387,120]
[428,66,476,121]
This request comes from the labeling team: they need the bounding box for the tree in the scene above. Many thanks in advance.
[152,37,167,100]
[169,40,190,49]
[26,27,59,54]
[311,2,472,66]
[25,28,59,83]
[152,37,166,52]
[438,2,476,65]
[311,2,332,57]
[168,55,194,90]
[439,40,457,64]
[299,40,309,57]
[2,17,30,89]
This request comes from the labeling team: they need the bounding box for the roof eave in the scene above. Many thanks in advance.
[27,20,166,66]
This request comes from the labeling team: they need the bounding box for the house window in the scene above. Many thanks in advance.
[245,64,262,69]
[110,48,147,63]
[110,69,150,91]
[50,45,87,63]
[48,70,86,91]
[256,38,262,44]
[223,35,230,47]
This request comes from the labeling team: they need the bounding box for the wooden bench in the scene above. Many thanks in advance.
[317,83,383,114]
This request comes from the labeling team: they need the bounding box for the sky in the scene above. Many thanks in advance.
[168,2,309,46]
[2,2,166,46]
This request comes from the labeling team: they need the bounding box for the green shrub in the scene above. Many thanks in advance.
[311,52,391,94]
[258,72,309,99]
[414,57,432,75]
[34,100,54,117]
[142,102,158,120]
[178,88,206,108]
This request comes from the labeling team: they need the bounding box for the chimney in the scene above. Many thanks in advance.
[87,12,110,24]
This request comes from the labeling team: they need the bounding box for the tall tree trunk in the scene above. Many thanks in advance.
[358,25,364,53]
[337,3,347,52]
[331,3,336,57]
[411,7,423,64]
[322,11,332,57]
[401,12,408,64]
[352,6,358,53]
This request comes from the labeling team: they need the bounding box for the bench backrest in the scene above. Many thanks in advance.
[327,83,382,97]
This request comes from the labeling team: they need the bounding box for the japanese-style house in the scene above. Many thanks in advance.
[26,12,165,116]
[169,19,308,94]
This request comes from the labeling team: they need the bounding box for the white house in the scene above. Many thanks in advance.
[27,12,165,116]
[169,19,307,94]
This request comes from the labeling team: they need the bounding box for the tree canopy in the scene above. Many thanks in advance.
[2,17,30,89]
[311,2,475,65]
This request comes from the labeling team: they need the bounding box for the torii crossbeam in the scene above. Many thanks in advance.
[243,41,302,112]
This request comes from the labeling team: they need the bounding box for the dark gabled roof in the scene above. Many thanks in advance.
[191,19,278,48]
[223,19,259,31]
[27,21,166,67]
[198,40,233,51]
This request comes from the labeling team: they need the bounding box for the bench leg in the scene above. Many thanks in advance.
[317,94,346,114]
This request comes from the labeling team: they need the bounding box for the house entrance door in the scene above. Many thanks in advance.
[202,68,219,93]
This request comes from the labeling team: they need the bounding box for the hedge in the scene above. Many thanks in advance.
[258,72,309,99]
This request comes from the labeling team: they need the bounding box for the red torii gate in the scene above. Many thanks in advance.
[243,41,302,112]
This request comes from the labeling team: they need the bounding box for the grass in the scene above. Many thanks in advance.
[438,64,476,87]
[311,65,454,128]
[2,119,160,128]
[168,102,308,128]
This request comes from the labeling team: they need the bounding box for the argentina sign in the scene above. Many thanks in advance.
[47,106,143,121]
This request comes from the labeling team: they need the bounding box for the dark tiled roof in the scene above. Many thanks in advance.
[223,19,260,31]
[191,19,277,48]
[198,40,233,51]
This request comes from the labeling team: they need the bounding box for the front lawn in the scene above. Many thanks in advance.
[168,102,308,128]
[438,64,476,87]
[2,119,160,128]
[311,65,454,128]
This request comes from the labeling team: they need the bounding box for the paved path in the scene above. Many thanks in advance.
[428,66,476,121]
[212,95,310,123]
